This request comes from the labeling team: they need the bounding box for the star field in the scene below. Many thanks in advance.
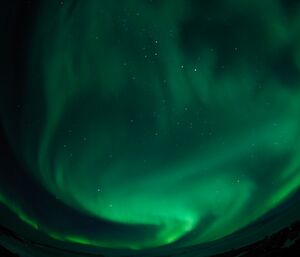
[1,0,300,254]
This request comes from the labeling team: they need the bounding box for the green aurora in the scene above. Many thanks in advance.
[1,0,300,251]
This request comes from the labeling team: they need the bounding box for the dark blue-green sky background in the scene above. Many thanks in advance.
[1,1,300,256]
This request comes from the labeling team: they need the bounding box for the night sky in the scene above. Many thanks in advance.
[1,0,300,256]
